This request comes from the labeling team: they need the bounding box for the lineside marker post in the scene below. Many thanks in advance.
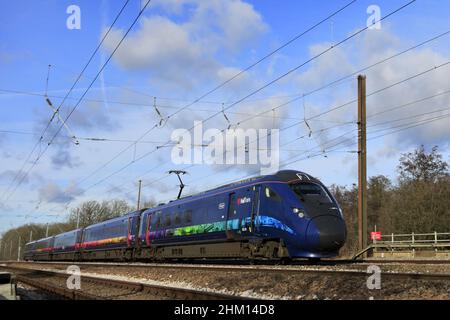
[357,75,368,253]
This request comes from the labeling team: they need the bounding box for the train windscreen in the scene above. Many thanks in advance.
[289,182,333,205]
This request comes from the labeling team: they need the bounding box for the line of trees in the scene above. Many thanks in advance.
[0,199,155,260]
[1,145,448,260]
[334,145,449,256]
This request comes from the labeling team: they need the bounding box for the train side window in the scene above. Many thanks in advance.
[155,213,162,228]
[174,212,181,225]
[185,210,193,224]
[164,214,171,227]
[265,187,281,202]
[229,193,236,215]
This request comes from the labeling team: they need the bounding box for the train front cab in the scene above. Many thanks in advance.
[264,171,347,258]
[29,236,54,261]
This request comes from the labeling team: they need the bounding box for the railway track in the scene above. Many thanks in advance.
[0,265,254,300]
[4,258,450,268]
[3,260,450,281]
[2,260,449,300]
[363,259,450,265]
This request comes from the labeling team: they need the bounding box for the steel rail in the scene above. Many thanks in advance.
[0,265,254,300]
[3,260,450,281]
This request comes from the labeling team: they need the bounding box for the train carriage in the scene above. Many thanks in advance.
[52,229,83,261]
[24,170,347,262]
[136,170,346,260]
[24,236,54,261]
[79,210,144,261]
[23,241,36,261]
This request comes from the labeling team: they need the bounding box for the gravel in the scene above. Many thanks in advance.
[5,261,450,300]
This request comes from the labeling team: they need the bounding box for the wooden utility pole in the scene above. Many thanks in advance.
[17,235,21,261]
[357,75,368,252]
[137,180,142,210]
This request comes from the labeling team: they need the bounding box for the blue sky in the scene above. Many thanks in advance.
[1,0,450,234]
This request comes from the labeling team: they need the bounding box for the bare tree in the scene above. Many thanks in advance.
[398,145,448,183]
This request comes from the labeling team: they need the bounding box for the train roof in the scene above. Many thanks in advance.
[83,208,146,229]
[26,235,54,246]
[53,228,82,238]
[146,169,322,211]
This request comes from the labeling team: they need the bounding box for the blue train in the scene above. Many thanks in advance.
[24,170,347,262]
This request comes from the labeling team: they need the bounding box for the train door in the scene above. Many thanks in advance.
[225,193,237,239]
[127,217,133,247]
[250,185,261,234]
[145,214,152,246]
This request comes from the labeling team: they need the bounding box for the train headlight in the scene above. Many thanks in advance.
[293,208,305,218]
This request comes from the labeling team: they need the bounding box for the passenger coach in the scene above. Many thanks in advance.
[24,170,347,262]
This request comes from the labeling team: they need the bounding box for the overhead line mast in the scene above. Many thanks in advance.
[357,75,367,252]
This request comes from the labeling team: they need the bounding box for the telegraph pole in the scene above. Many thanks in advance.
[45,223,49,238]
[76,210,80,229]
[29,230,33,242]
[17,235,21,261]
[357,75,368,252]
[137,180,142,210]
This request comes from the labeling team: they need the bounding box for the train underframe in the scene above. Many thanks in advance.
[27,238,301,263]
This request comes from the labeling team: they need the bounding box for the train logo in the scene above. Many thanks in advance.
[237,197,251,205]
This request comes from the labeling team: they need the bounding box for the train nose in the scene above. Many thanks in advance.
[305,215,346,252]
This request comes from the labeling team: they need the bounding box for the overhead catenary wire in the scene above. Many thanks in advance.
[24,106,450,220]
[156,0,417,153]
[114,85,450,207]
[0,0,134,202]
[2,25,449,114]
[74,0,417,192]
[26,106,450,219]
[197,59,450,170]
[36,33,450,219]
[16,1,425,219]
[37,63,447,220]
[2,25,448,131]
[25,0,360,204]
[0,88,355,123]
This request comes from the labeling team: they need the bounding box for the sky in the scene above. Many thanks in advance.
[1,0,450,234]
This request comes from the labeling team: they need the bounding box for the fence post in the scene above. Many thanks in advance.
[412,232,415,244]
[434,231,438,244]
[391,233,394,243]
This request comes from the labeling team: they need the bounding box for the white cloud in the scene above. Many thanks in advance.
[102,0,268,90]
[38,182,84,204]
[294,26,450,150]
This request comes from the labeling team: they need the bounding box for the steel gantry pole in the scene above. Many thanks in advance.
[137,180,142,210]
[357,75,368,252]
